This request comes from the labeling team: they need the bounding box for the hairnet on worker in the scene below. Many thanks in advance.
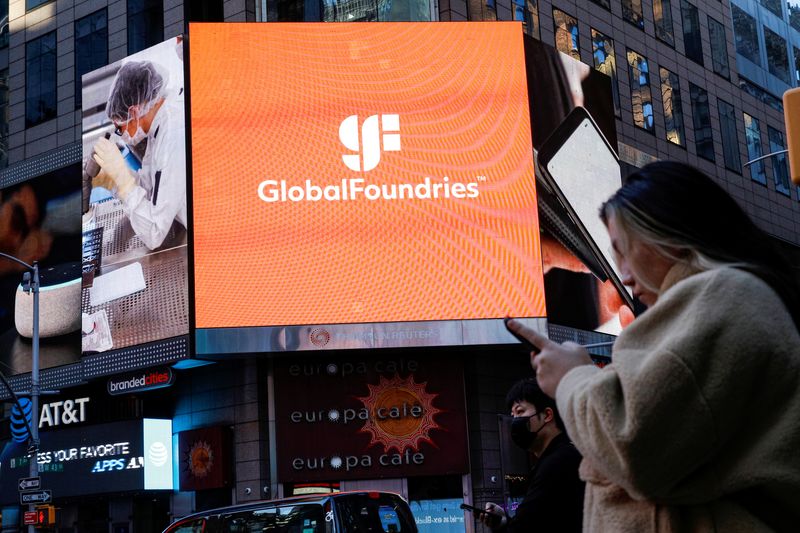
[106,61,167,123]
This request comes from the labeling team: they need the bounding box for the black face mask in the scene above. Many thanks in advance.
[510,414,538,450]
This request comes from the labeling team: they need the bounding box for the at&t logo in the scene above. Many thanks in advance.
[339,114,400,172]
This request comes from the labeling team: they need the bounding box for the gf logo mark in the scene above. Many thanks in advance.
[339,114,400,172]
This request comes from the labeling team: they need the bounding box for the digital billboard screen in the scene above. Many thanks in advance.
[80,36,189,356]
[189,22,546,354]
[0,167,81,375]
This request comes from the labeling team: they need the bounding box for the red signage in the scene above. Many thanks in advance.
[23,511,38,525]
[178,426,232,491]
[275,355,468,482]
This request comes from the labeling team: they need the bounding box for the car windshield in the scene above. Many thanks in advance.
[222,504,326,532]
[334,494,416,532]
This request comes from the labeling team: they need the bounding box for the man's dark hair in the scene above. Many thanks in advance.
[505,378,565,432]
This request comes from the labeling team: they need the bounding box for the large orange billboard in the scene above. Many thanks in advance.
[190,23,544,342]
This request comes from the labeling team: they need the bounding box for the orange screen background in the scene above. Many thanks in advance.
[190,22,545,328]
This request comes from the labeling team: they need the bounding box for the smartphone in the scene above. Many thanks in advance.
[537,106,635,311]
[504,317,540,353]
[459,503,483,513]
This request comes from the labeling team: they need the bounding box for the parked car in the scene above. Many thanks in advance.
[163,490,418,532]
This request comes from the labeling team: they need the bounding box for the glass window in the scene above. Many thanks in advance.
[708,16,730,79]
[718,99,741,172]
[744,113,767,185]
[681,0,703,65]
[187,1,224,21]
[553,9,580,61]
[0,0,8,48]
[0,69,7,169]
[591,29,620,116]
[653,0,675,46]
[768,126,790,195]
[75,10,108,109]
[589,0,610,9]
[319,0,434,21]
[764,26,790,83]
[732,5,760,65]
[622,0,645,30]
[689,82,714,161]
[660,67,685,146]
[25,31,57,128]
[513,0,540,39]
[790,1,800,33]
[627,49,654,132]
[223,505,325,533]
[26,0,51,10]
[794,46,800,85]
[760,0,782,18]
[128,0,163,55]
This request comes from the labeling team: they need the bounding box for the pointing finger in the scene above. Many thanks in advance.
[506,318,554,351]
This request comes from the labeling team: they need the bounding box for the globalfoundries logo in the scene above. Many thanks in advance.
[257,115,481,203]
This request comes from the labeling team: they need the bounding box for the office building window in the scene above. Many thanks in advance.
[718,99,741,172]
[764,26,790,83]
[75,10,108,109]
[26,0,51,10]
[622,0,644,30]
[0,1,8,48]
[589,0,610,9]
[794,46,800,85]
[689,82,714,161]
[653,0,674,46]
[660,67,685,146]
[186,0,224,21]
[627,49,654,132]
[708,16,730,79]
[0,69,7,169]
[513,0,540,39]
[732,5,760,65]
[760,0,782,18]
[744,113,767,185]
[768,126,790,195]
[592,29,620,116]
[128,0,163,55]
[25,31,57,128]
[681,1,703,65]
[553,9,579,61]
[790,1,800,32]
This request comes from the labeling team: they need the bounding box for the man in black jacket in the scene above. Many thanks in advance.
[479,378,584,532]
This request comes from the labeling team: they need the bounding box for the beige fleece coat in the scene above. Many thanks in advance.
[556,265,800,532]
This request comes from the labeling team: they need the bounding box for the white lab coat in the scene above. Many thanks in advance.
[121,93,187,250]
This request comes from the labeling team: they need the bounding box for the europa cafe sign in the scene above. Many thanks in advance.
[274,356,468,482]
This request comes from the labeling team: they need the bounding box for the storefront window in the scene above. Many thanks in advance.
[689,82,714,161]
[768,125,790,196]
[553,8,580,61]
[681,0,703,66]
[708,15,730,79]
[660,67,685,146]
[764,26,790,83]
[732,5,760,65]
[622,0,645,30]
[744,113,767,185]
[718,99,741,172]
[627,49,654,132]
[653,0,674,46]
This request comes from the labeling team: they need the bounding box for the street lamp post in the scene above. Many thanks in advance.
[0,253,40,533]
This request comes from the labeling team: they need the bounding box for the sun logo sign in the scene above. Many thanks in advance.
[339,114,400,172]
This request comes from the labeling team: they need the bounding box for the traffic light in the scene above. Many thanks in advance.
[35,505,56,526]
[785,88,800,185]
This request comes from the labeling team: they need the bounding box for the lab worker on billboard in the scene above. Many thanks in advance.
[91,60,187,250]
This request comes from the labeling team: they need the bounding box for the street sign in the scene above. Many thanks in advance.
[18,476,41,491]
[20,490,51,505]
[23,511,38,525]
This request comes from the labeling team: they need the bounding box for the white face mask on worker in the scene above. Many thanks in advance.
[121,116,146,146]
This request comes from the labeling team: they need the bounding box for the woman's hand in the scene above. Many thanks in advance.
[506,319,594,397]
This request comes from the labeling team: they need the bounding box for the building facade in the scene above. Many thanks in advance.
[0,1,797,532]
